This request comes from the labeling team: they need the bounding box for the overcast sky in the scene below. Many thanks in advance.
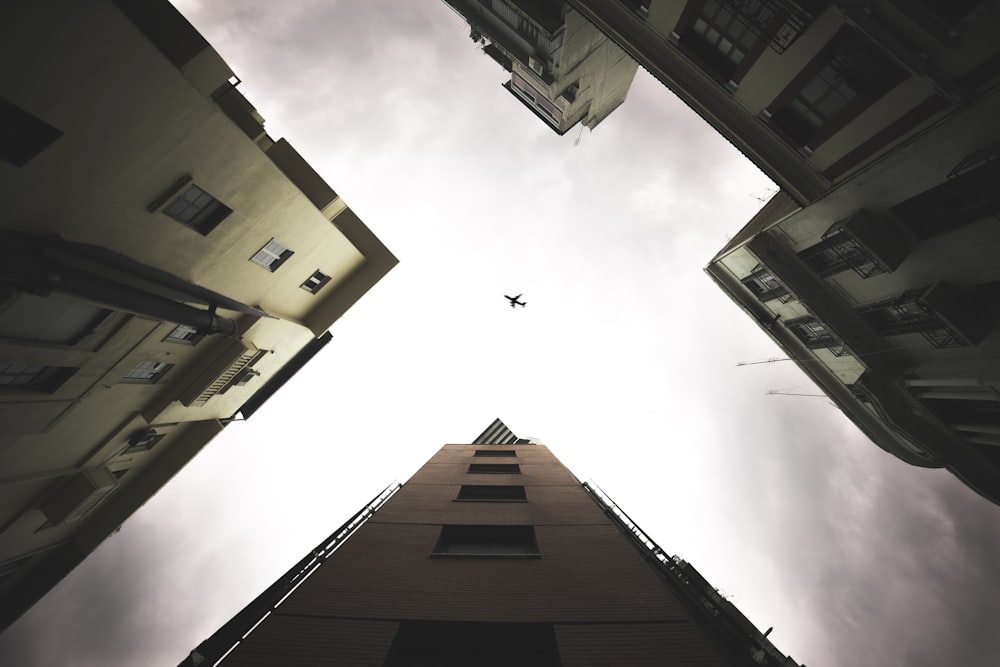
[3,2,1000,665]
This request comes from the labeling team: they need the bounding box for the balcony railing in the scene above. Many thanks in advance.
[582,481,798,666]
[820,223,885,279]
[890,289,962,349]
[744,265,794,303]
[718,0,824,54]
[180,482,402,667]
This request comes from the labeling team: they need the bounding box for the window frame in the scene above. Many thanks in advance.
[0,363,77,394]
[250,238,294,272]
[467,463,521,474]
[431,525,540,558]
[675,0,771,85]
[455,485,528,502]
[163,323,204,346]
[160,183,232,235]
[121,360,173,385]
[300,270,331,294]
[766,27,907,150]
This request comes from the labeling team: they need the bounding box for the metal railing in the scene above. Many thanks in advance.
[179,481,402,667]
[890,289,960,349]
[582,480,798,666]
[820,224,885,279]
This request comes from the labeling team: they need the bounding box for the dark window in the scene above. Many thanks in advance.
[164,323,203,345]
[457,485,527,501]
[890,162,1000,240]
[250,239,294,272]
[384,621,560,667]
[0,363,76,393]
[433,525,539,556]
[742,265,791,302]
[121,360,173,384]
[0,293,111,346]
[0,97,62,167]
[124,428,164,453]
[785,316,838,349]
[473,449,517,457]
[468,463,520,474]
[300,270,331,294]
[679,0,769,82]
[768,28,906,148]
[161,184,231,235]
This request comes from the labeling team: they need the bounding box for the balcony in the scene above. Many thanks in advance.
[820,209,914,279]
[742,264,793,303]
[891,283,996,348]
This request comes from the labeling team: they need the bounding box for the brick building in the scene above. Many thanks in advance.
[181,419,800,666]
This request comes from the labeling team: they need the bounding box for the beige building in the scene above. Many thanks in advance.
[570,0,1000,203]
[698,5,1000,501]
[0,0,397,629]
[443,0,639,134]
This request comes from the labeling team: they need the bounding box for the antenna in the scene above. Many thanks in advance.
[573,125,584,146]
[766,390,826,397]
[736,358,791,366]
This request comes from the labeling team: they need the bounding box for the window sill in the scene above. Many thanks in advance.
[452,499,528,503]
[430,553,541,559]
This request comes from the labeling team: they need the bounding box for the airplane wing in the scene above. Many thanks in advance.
[505,294,521,300]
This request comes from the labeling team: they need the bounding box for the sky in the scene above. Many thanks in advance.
[3,1,1000,665]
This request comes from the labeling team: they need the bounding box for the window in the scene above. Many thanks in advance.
[741,265,791,302]
[0,363,76,393]
[383,621,560,667]
[0,293,111,346]
[250,239,294,272]
[468,463,520,474]
[161,183,231,235]
[433,525,539,557]
[124,428,164,453]
[473,449,517,457]
[121,360,173,384]
[0,97,62,167]
[300,270,331,294]
[163,323,203,345]
[768,28,905,148]
[679,0,769,82]
[456,485,527,501]
[785,316,839,350]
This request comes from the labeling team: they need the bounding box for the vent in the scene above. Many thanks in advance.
[40,467,118,526]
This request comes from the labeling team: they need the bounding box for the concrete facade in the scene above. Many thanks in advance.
[570,0,1000,203]
[0,0,397,629]
[443,0,639,134]
[700,4,1000,502]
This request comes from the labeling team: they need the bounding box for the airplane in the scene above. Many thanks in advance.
[504,294,526,308]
